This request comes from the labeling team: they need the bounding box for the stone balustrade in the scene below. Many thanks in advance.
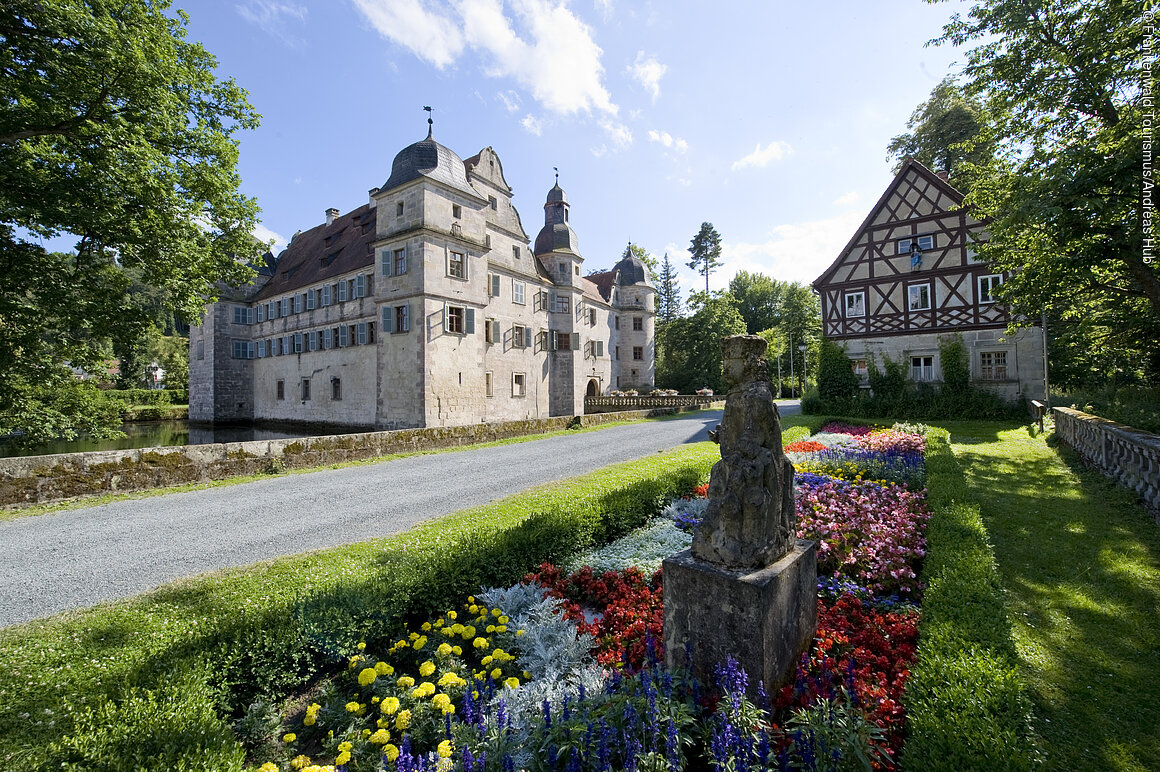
[1052,406,1160,517]
[585,395,724,413]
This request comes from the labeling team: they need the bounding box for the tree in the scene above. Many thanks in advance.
[729,270,785,334]
[621,242,658,281]
[687,222,723,294]
[931,0,1159,382]
[656,253,683,325]
[657,291,745,393]
[0,0,262,442]
[885,76,994,190]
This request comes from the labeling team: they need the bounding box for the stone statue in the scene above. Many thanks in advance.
[691,335,797,569]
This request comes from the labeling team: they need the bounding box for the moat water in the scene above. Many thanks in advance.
[0,421,355,459]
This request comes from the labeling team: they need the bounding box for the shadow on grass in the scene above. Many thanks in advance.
[953,433,1160,772]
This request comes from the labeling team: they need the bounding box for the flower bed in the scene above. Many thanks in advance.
[251,422,931,771]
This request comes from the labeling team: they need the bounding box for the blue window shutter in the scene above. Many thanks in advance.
[381,305,392,333]
[382,250,392,276]
[524,327,532,348]
[401,304,409,332]
[572,333,580,351]
[465,308,475,334]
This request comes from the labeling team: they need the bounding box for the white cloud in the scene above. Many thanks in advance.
[731,140,794,171]
[627,51,666,102]
[594,0,613,20]
[521,113,543,135]
[253,223,289,254]
[236,1,308,46]
[832,190,861,208]
[720,211,867,286]
[354,0,616,117]
[497,89,522,112]
[599,118,633,149]
[648,129,688,153]
[351,0,464,69]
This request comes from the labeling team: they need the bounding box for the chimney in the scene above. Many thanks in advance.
[325,207,340,226]
[936,170,950,182]
[368,187,380,208]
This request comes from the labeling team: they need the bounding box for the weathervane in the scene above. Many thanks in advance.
[423,105,433,137]
[553,166,559,185]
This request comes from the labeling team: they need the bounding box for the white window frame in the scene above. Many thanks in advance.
[353,275,367,299]
[323,328,333,349]
[512,324,527,348]
[337,325,350,347]
[448,251,466,279]
[337,281,348,303]
[910,355,935,382]
[978,274,1003,304]
[280,297,291,317]
[979,350,1008,380]
[320,285,332,306]
[257,340,266,358]
[844,291,866,318]
[294,332,304,353]
[306,289,316,310]
[512,280,525,305]
[512,372,526,398]
[293,294,303,314]
[308,330,318,351]
[898,234,935,255]
[907,283,931,311]
[256,305,266,323]
[444,304,473,335]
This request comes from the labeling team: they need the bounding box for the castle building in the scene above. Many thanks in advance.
[189,124,655,429]
[812,158,1044,401]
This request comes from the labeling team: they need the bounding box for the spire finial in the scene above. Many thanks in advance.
[553,166,559,185]
[423,105,433,138]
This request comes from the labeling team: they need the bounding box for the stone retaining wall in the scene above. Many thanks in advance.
[1053,406,1160,516]
[0,407,702,508]
[585,395,724,413]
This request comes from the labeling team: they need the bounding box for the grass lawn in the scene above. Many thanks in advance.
[946,422,1160,772]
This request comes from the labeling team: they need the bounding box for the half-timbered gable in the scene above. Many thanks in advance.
[813,158,1044,401]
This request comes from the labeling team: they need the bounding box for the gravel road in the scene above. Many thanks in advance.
[0,405,800,628]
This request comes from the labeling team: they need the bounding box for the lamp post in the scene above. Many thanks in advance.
[798,342,808,395]
[788,335,795,398]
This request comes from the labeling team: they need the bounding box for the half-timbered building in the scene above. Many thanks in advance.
[812,159,1044,401]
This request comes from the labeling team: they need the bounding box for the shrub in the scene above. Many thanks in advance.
[938,335,971,395]
[816,340,860,404]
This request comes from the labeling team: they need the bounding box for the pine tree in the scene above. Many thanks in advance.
[656,253,682,324]
[687,222,722,294]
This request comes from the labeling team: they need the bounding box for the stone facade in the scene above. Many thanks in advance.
[190,129,655,429]
[812,159,1046,401]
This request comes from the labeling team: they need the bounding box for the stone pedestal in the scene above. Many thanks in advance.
[663,539,817,695]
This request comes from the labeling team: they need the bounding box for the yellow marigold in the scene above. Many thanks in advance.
[413,635,428,650]
[345,701,361,713]
[448,610,457,620]
[434,618,444,627]
[437,642,453,657]
[498,615,509,624]
[490,667,503,680]
[505,677,520,689]
[348,654,363,669]
[409,632,419,641]
[291,756,312,770]
[515,630,525,637]
[419,660,436,677]
[397,675,415,689]
[421,622,432,631]
[462,625,476,638]
[481,655,493,666]
[452,646,463,656]
[468,604,479,614]
[259,764,279,772]
[358,667,378,687]
[495,625,507,633]
[486,625,496,633]
[338,741,353,753]
[432,693,451,711]
[370,728,391,744]
[335,751,351,766]
[375,661,394,676]
[381,696,400,714]
[358,641,367,650]
[437,671,461,688]
[437,740,453,758]
[473,637,488,649]
[522,671,532,680]
[283,732,297,743]
[491,608,502,618]
[395,708,412,730]
[383,744,400,763]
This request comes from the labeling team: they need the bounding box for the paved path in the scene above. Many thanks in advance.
[0,404,800,628]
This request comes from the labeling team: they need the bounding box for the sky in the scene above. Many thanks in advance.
[177,0,968,298]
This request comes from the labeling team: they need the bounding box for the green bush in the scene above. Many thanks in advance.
[901,428,1038,771]
[938,335,971,395]
[816,340,860,404]
[1054,384,1160,434]
[105,388,187,406]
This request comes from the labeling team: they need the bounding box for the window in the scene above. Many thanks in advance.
[357,322,373,345]
[512,245,521,259]
[267,300,278,319]
[448,251,465,279]
[323,328,333,349]
[445,305,474,334]
[978,274,1003,304]
[512,324,528,348]
[337,281,348,303]
[512,280,525,305]
[980,351,1008,380]
[589,308,596,326]
[196,340,205,360]
[512,372,526,397]
[269,338,279,356]
[396,201,404,217]
[231,340,255,359]
[331,378,342,400]
[615,345,620,360]
[293,294,303,314]
[851,359,868,378]
[485,319,499,344]
[233,306,254,325]
[553,294,570,314]
[320,285,332,306]
[352,274,368,299]
[489,273,501,297]
[489,196,497,210]
[385,247,407,277]
[308,331,318,351]
[898,235,935,255]
[844,291,865,318]
[452,204,462,219]
[255,305,265,323]
[293,333,303,353]
[382,304,410,333]
[589,340,604,358]
[614,316,620,330]
[633,346,643,361]
[910,356,934,382]
[280,297,292,317]
[276,380,285,400]
[337,325,350,347]
[301,379,311,401]
[282,334,291,354]
[257,340,266,358]
[633,316,643,331]
[908,284,931,311]
[306,289,316,310]
[485,371,493,397]
[558,262,568,278]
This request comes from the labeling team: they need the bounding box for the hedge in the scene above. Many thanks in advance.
[0,445,716,771]
[104,388,189,406]
[901,427,1039,771]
